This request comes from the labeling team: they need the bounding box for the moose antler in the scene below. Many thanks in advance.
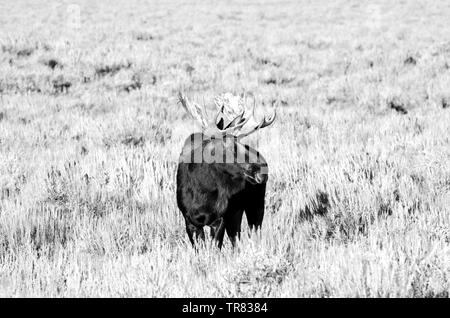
[214,93,256,135]
[178,91,276,137]
[178,92,209,128]
[235,109,276,139]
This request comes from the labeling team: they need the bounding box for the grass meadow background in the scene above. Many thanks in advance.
[0,0,450,297]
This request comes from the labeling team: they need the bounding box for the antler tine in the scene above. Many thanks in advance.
[251,95,256,118]
[223,109,245,129]
[178,91,188,112]
[219,113,250,135]
[201,96,209,124]
[178,91,208,128]
[236,108,276,139]
[178,92,196,122]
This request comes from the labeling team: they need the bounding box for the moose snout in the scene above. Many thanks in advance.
[245,163,268,184]
[254,171,267,184]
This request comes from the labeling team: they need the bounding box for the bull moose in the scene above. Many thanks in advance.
[176,92,276,248]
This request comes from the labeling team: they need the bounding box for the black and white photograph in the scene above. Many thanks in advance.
[0,0,449,302]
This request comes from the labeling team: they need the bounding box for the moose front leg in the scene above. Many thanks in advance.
[185,219,205,247]
[244,183,266,231]
[225,209,244,247]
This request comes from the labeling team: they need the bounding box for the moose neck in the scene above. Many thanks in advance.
[179,133,265,168]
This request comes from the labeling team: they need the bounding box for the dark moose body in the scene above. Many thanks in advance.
[176,132,268,248]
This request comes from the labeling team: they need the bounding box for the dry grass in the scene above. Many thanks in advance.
[0,0,450,297]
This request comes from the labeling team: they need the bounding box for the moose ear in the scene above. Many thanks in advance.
[216,118,224,130]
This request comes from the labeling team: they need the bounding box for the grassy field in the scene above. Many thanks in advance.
[1,0,450,297]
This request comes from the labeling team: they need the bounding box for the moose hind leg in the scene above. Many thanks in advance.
[185,220,205,247]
